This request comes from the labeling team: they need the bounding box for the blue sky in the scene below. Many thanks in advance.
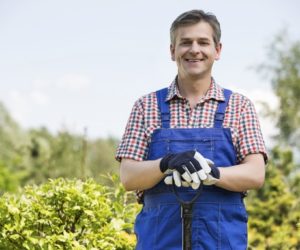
[0,1,299,144]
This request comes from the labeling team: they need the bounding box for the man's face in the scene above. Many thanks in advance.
[170,21,222,80]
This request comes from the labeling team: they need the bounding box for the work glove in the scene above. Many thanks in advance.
[202,160,220,185]
[160,150,211,189]
[164,170,192,188]
[164,157,219,188]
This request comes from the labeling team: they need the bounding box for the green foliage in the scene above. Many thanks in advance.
[86,138,120,183]
[247,34,300,249]
[1,101,120,189]
[24,128,120,186]
[25,128,84,184]
[0,177,139,250]
[0,102,30,186]
[247,147,300,250]
[0,162,20,194]
[0,102,26,164]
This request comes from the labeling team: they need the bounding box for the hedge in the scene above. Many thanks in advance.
[0,177,139,250]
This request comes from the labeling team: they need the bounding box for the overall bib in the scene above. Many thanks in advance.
[134,88,248,250]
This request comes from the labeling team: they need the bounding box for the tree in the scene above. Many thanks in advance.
[0,102,28,191]
[258,33,300,147]
[87,137,120,184]
[25,128,120,185]
[247,147,300,249]
[246,33,300,249]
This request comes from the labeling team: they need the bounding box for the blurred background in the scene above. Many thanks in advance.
[0,0,298,140]
[0,1,300,248]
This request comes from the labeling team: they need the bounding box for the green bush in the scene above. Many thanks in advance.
[0,177,139,250]
[0,162,20,194]
[247,147,300,250]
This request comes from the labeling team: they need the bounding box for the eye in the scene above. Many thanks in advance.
[199,41,209,46]
[198,40,211,46]
[180,41,191,46]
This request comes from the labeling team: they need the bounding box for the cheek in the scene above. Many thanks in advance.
[172,51,181,62]
[205,49,219,60]
[174,48,187,61]
[176,55,184,64]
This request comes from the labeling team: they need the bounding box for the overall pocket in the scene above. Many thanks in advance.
[192,203,219,250]
[219,203,248,250]
[156,203,182,250]
[134,207,159,250]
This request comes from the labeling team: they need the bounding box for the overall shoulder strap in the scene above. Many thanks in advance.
[156,88,170,129]
[214,88,232,128]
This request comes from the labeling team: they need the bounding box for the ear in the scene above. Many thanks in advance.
[214,42,222,61]
[170,44,175,61]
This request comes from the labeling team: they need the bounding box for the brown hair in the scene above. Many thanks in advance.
[170,9,221,46]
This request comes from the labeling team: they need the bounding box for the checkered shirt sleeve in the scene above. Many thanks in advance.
[116,95,158,162]
[233,95,268,163]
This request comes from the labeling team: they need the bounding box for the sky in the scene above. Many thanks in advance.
[0,1,299,145]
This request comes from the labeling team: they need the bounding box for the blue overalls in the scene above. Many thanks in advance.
[134,88,248,250]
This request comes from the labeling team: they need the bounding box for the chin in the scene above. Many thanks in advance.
[187,72,205,78]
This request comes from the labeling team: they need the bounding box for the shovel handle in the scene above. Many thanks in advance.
[181,203,193,250]
[172,182,203,250]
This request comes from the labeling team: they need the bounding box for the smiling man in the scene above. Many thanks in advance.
[116,9,267,249]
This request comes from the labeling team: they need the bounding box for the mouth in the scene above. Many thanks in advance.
[185,59,204,62]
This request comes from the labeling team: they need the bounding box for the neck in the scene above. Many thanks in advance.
[177,75,211,99]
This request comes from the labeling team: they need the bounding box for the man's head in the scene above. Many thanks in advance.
[170,9,221,47]
[169,10,222,81]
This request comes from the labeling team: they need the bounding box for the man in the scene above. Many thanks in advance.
[116,9,267,249]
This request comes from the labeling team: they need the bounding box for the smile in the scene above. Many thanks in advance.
[185,59,204,62]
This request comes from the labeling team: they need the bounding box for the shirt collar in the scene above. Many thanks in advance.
[166,76,225,103]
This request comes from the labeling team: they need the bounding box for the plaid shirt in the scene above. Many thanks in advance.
[116,78,267,163]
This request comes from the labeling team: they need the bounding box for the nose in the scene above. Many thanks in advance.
[190,41,200,54]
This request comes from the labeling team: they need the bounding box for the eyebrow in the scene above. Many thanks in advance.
[178,38,211,45]
[179,37,211,42]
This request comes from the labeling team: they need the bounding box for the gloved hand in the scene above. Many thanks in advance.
[202,160,220,185]
[164,170,192,188]
[163,157,219,188]
[160,150,212,189]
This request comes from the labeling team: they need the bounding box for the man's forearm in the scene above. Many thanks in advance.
[120,158,164,191]
[216,154,265,192]
[120,154,266,192]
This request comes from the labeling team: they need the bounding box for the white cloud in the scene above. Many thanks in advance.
[56,74,90,91]
[30,90,49,105]
[7,88,49,125]
[33,78,51,88]
[2,73,91,133]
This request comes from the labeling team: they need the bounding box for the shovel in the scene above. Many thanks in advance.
[172,181,203,250]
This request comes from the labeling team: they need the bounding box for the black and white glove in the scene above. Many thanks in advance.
[202,160,220,185]
[164,170,192,188]
[160,150,212,189]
